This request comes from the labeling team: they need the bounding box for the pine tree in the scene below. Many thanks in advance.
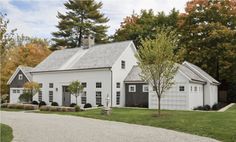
[52,0,109,49]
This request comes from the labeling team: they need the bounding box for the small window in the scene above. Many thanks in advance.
[13,90,16,93]
[194,86,197,92]
[18,74,23,80]
[191,86,192,92]
[116,82,120,88]
[39,83,43,88]
[128,85,136,92]
[38,91,42,102]
[96,91,102,105]
[49,83,53,88]
[116,92,120,105]
[121,60,125,69]
[179,86,185,92]
[49,91,53,102]
[96,82,102,88]
[81,91,86,104]
[17,90,20,93]
[82,82,87,88]
[143,85,149,92]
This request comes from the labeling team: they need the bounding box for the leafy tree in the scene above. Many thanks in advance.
[113,9,179,47]
[178,0,236,101]
[136,29,178,116]
[22,82,40,102]
[68,80,84,105]
[52,0,109,49]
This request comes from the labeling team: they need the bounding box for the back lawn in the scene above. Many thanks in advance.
[37,105,236,142]
[0,123,13,142]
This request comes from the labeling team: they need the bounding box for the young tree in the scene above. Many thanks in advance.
[22,82,40,102]
[52,0,109,49]
[68,81,84,105]
[136,29,178,116]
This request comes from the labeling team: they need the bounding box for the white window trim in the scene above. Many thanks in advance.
[142,85,149,92]
[18,74,23,80]
[179,85,185,92]
[128,85,136,92]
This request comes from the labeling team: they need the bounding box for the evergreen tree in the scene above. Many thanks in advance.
[52,0,109,49]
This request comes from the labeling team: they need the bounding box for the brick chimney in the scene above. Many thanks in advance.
[82,34,95,48]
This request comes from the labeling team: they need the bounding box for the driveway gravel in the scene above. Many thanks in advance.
[1,111,219,142]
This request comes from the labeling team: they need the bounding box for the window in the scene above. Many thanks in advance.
[96,82,102,88]
[143,85,149,92]
[38,91,42,102]
[194,86,197,92]
[121,60,125,69]
[18,74,23,80]
[128,85,136,92]
[179,86,185,92]
[13,90,16,93]
[191,86,192,92]
[17,90,20,93]
[81,91,86,104]
[116,82,120,88]
[116,92,120,105]
[96,91,102,105]
[39,83,42,88]
[49,91,53,102]
[49,83,53,88]
[82,82,87,88]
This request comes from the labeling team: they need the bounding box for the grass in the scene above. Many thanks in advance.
[0,123,13,142]
[37,105,236,142]
[0,108,25,112]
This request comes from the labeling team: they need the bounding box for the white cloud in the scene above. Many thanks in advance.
[0,0,188,39]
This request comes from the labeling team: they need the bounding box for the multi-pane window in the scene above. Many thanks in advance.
[49,83,53,88]
[128,85,136,92]
[49,91,53,102]
[82,82,87,88]
[81,91,86,104]
[142,85,149,92]
[17,90,20,93]
[96,91,102,105]
[18,74,23,80]
[13,90,16,93]
[116,82,120,88]
[116,92,120,105]
[38,91,42,102]
[96,82,102,88]
[121,60,125,69]
[194,86,197,92]
[39,83,43,88]
[179,86,185,92]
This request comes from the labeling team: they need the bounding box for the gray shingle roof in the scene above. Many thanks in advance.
[19,66,33,81]
[183,61,220,84]
[32,41,132,72]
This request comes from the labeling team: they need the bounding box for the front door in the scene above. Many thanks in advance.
[62,86,71,106]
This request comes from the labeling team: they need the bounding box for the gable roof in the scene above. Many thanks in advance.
[32,41,133,73]
[125,64,206,84]
[7,66,33,85]
[183,61,220,85]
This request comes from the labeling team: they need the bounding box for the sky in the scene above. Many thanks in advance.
[0,0,189,39]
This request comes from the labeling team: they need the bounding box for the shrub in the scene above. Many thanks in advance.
[24,104,38,110]
[84,103,92,108]
[51,102,59,106]
[98,104,103,107]
[75,105,80,112]
[40,106,50,111]
[39,101,46,107]
[193,106,203,110]
[40,106,75,112]
[19,92,32,103]
[212,103,222,110]
[203,105,211,110]
[49,106,59,111]
[32,101,38,105]
[15,104,24,109]
[70,103,76,107]
[1,103,8,108]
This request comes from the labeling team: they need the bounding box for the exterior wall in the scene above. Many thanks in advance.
[9,88,24,103]
[125,83,148,107]
[111,43,138,107]
[209,84,218,106]
[188,83,204,109]
[32,69,111,106]
[10,70,29,88]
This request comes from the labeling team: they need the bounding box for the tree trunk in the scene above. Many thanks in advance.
[158,96,161,116]
[75,96,78,105]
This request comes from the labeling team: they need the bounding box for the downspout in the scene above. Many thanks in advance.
[110,68,113,107]
[203,84,205,106]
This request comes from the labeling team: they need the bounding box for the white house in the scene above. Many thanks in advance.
[8,38,220,110]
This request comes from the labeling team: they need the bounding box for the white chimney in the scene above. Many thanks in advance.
[82,34,95,48]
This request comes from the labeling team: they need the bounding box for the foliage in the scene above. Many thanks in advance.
[0,123,13,142]
[31,101,39,105]
[39,101,46,107]
[178,0,236,100]
[51,102,59,106]
[68,80,84,105]
[52,0,109,49]
[135,29,179,115]
[19,92,32,103]
[70,103,76,107]
[84,103,92,108]
[39,106,75,112]
[75,105,80,112]
[113,9,179,47]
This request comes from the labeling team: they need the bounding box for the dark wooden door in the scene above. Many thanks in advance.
[62,86,71,106]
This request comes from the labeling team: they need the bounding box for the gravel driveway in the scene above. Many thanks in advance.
[1,111,219,142]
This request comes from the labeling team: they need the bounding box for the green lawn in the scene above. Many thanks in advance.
[37,105,236,142]
[0,123,13,142]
